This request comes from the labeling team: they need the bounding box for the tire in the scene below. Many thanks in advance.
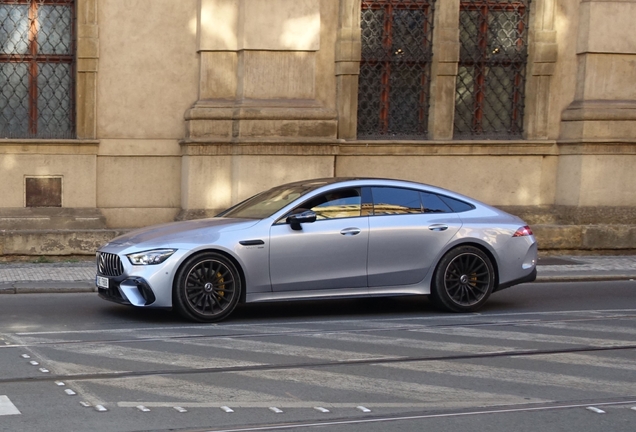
[430,246,495,313]
[173,252,242,323]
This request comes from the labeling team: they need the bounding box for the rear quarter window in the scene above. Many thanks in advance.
[420,192,452,213]
[438,195,475,213]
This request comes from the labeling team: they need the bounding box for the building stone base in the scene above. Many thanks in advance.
[0,220,634,257]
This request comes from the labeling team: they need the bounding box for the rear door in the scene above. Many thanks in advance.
[366,187,462,287]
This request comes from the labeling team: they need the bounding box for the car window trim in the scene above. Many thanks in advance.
[274,187,365,225]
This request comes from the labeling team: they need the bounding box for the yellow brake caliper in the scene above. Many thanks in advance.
[216,272,225,298]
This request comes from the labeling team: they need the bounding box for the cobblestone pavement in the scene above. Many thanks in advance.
[0,261,95,283]
[0,256,635,293]
[537,255,636,281]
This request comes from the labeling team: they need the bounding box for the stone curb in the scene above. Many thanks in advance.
[535,275,636,283]
[0,281,96,294]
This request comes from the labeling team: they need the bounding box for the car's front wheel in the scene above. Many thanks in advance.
[173,252,241,323]
[430,246,495,312]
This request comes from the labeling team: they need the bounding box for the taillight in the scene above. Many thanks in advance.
[513,226,533,237]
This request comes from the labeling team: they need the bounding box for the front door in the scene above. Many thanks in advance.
[269,188,369,292]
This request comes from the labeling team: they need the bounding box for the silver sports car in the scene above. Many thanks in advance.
[96,178,537,322]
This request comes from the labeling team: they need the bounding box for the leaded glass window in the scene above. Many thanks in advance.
[454,0,529,138]
[358,0,435,139]
[0,0,75,139]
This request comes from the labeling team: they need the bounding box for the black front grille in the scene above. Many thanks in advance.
[97,252,124,276]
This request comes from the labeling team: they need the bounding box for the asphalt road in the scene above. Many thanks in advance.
[0,280,635,432]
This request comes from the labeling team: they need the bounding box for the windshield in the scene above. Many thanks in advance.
[218,184,318,219]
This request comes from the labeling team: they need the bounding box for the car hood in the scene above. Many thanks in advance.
[105,218,260,247]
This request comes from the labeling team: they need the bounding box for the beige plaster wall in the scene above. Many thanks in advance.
[336,155,557,206]
[95,0,198,226]
[231,155,334,199]
[196,0,325,103]
[100,208,181,228]
[97,153,181,227]
[0,154,96,207]
[89,0,636,217]
[557,153,636,207]
[182,154,334,211]
[198,0,320,52]
[577,54,636,101]
[578,1,636,54]
[97,0,199,139]
[97,155,181,208]
[181,155,233,211]
[241,51,316,100]
[96,139,182,157]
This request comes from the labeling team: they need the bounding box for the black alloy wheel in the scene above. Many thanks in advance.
[430,246,495,312]
[173,252,241,322]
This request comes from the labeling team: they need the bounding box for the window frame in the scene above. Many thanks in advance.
[366,186,475,216]
[368,185,423,215]
[0,0,76,138]
[454,0,529,138]
[357,0,435,139]
[276,187,364,224]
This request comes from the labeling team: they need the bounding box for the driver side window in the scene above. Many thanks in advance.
[292,188,362,220]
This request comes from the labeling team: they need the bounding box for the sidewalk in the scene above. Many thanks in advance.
[0,261,96,293]
[1,256,635,294]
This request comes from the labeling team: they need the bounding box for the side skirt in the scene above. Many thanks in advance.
[246,284,429,303]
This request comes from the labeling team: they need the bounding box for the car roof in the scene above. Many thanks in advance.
[282,177,430,188]
[281,177,466,199]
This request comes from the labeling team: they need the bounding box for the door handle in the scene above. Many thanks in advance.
[340,228,361,236]
[428,224,448,231]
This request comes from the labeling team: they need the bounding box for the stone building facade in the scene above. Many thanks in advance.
[0,0,635,255]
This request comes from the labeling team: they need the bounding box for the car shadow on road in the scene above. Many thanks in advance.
[100,295,440,324]
[228,296,439,323]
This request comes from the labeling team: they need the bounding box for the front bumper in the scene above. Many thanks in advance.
[95,248,189,308]
[97,275,156,306]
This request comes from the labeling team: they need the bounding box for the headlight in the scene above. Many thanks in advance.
[127,249,176,265]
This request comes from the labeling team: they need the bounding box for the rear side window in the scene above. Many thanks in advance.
[420,192,452,213]
[371,187,421,215]
[439,195,475,213]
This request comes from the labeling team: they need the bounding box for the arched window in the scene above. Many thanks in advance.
[0,0,75,138]
[357,0,435,139]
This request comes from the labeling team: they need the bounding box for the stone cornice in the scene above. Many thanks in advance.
[0,140,100,154]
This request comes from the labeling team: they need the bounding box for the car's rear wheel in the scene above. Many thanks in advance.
[173,252,241,323]
[430,246,495,312]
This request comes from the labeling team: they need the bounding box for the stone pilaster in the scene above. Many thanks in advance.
[335,0,361,140]
[556,0,636,208]
[560,0,636,141]
[428,0,460,140]
[181,0,338,213]
[524,0,557,139]
[76,0,99,140]
[184,0,337,143]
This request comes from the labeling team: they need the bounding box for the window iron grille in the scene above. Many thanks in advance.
[454,0,530,139]
[0,0,75,139]
[358,0,435,139]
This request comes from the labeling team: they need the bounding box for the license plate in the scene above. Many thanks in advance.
[96,276,109,289]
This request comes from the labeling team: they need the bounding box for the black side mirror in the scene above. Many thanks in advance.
[286,210,317,231]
